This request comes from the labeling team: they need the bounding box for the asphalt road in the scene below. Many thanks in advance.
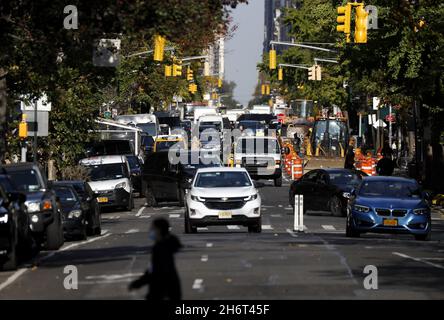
[0,176,443,299]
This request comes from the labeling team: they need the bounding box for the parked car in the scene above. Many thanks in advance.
[2,164,64,250]
[142,150,221,207]
[79,156,134,211]
[346,176,431,241]
[289,169,367,216]
[0,175,34,270]
[185,167,262,233]
[52,185,87,240]
[50,181,101,236]
[125,155,143,195]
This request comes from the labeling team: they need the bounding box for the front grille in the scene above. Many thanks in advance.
[392,209,408,217]
[375,209,390,216]
[203,197,245,210]
[243,157,274,168]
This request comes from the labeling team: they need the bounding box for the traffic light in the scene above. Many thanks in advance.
[186,67,193,81]
[212,93,218,100]
[278,68,283,81]
[153,35,166,61]
[269,49,277,70]
[265,84,270,95]
[354,5,368,44]
[189,83,197,93]
[218,78,223,88]
[164,65,172,77]
[337,4,351,41]
[172,59,183,77]
[308,66,316,80]
[315,65,322,81]
[19,114,28,138]
[261,84,266,95]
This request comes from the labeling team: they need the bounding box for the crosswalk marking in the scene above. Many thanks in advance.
[322,225,336,231]
[262,224,273,230]
[197,227,208,231]
[169,214,181,218]
[270,214,281,217]
[201,255,208,262]
[125,229,139,234]
[139,215,151,219]
[227,225,240,230]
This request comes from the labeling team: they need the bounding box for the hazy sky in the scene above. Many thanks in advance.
[225,0,264,107]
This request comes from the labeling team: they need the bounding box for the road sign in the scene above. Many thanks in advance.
[372,97,380,110]
[20,94,52,111]
[385,114,396,123]
[23,111,49,136]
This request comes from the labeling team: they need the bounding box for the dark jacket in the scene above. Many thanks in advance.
[131,234,182,300]
[344,146,355,169]
[376,157,395,176]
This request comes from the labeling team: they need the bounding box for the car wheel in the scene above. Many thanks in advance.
[345,217,360,238]
[145,187,157,207]
[274,176,282,187]
[414,233,431,241]
[330,196,343,217]
[2,222,18,271]
[44,211,64,250]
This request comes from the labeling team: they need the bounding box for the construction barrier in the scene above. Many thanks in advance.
[291,157,303,180]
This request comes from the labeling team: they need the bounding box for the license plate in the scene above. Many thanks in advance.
[218,211,232,219]
[97,197,108,203]
[383,219,398,227]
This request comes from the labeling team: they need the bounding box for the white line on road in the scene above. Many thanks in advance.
[136,207,145,217]
[197,227,208,231]
[262,225,273,230]
[278,205,283,208]
[169,214,181,218]
[286,228,298,237]
[270,214,282,217]
[60,232,111,252]
[393,252,444,270]
[322,225,336,231]
[192,278,204,290]
[0,268,27,292]
[284,207,293,210]
[125,229,139,234]
[206,243,213,248]
[201,255,208,262]
[139,215,151,219]
[227,225,240,230]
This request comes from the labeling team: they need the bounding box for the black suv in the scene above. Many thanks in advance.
[142,151,221,207]
[2,164,64,250]
[0,175,35,270]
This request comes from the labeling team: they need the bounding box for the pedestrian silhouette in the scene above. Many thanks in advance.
[376,150,395,176]
[129,218,182,300]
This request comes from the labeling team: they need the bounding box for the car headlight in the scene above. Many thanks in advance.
[342,192,351,199]
[0,214,8,224]
[353,204,370,213]
[68,210,82,219]
[413,208,428,215]
[190,195,205,202]
[244,194,258,201]
[115,182,127,189]
[25,201,41,213]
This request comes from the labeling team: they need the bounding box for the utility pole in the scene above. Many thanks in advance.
[33,99,38,164]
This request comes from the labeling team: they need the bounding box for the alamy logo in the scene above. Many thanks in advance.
[63,5,78,30]
[363,265,378,290]
[63,265,78,290]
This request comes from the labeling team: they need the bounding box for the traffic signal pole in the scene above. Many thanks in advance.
[270,41,338,54]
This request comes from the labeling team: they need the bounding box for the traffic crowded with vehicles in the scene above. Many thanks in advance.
[0,1,443,305]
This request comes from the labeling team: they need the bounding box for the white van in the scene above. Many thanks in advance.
[193,106,218,123]
[79,155,133,211]
[115,114,158,137]
[233,136,283,187]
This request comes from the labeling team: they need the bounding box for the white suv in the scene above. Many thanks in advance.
[185,167,261,233]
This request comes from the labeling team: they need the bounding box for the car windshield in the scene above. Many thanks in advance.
[86,163,127,181]
[329,172,361,187]
[156,140,181,151]
[358,180,422,198]
[200,121,221,131]
[126,156,140,169]
[195,171,252,188]
[181,154,221,170]
[137,123,157,136]
[236,138,280,154]
[54,187,77,202]
[6,169,42,192]
[238,121,264,130]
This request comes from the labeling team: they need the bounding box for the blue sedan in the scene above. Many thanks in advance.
[346,176,431,241]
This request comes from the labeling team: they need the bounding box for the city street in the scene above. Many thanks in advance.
[1,177,443,300]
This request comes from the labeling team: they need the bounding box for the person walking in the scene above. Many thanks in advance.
[129,218,182,300]
[376,150,395,176]
[344,139,355,169]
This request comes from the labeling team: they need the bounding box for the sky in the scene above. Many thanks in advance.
[225,0,264,108]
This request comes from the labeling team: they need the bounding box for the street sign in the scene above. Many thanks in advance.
[385,114,396,123]
[372,97,380,110]
[23,111,49,136]
[20,94,52,111]
[372,119,387,129]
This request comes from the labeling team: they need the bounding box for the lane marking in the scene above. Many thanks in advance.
[284,207,293,211]
[136,207,145,217]
[169,214,181,219]
[86,273,143,280]
[0,232,112,293]
[192,278,204,290]
[262,224,273,230]
[322,225,336,231]
[139,215,151,219]
[125,229,139,234]
[227,225,240,230]
[206,243,213,248]
[197,227,208,231]
[278,205,283,208]
[270,214,281,217]
[201,255,208,262]
[393,252,444,270]
[0,269,27,292]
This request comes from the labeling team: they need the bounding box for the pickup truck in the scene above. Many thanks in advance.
[2,163,64,250]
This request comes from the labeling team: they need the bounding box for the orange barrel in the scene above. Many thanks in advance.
[291,157,304,180]
[371,158,377,176]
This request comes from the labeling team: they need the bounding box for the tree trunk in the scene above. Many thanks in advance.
[0,68,8,163]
